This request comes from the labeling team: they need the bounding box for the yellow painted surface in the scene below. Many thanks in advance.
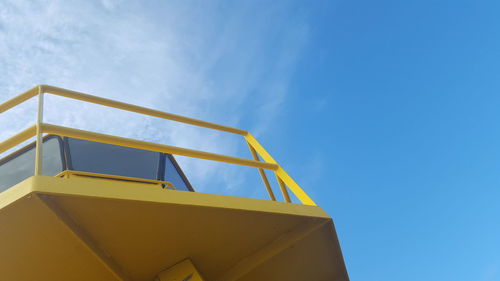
[245,133,317,205]
[0,194,121,281]
[34,88,44,175]
[0,176,349,281]
[157,259,205,281]
[41,85,247,135]
[40,123,277,170]
[0,125,36,154]
[56,170,176,190]
[0,85,349,280]
[0,85,317,205]
[0,86,38,113]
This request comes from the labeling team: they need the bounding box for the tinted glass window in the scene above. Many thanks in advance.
[0,138,63,192]
[164,156,190,191]
[67,138,160,180]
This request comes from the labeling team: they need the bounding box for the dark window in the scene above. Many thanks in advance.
[66,138,161,180]
[164,155,191,191]
[0,136,194,192]
[0,137,64,192]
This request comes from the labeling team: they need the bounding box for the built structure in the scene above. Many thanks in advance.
[0,85,349,281]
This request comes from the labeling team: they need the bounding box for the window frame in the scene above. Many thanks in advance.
[62,137,194,192]
[0,135,66,170]
[166,154,194,192]
[0,135,194,192]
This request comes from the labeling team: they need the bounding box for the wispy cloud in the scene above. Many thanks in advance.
[0,0,309,195]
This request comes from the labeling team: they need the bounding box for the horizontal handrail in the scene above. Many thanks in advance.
[0,125,37,154]
[56,170,176,190]
[41,123,278,170]
[42,85,248,135]
[0,86,39,114]
[0,85,247,135]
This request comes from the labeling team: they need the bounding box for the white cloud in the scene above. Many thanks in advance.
[0,0,309,195]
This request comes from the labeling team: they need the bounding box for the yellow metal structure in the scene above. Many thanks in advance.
[0,85,314,205]
[156,259,205,281]
[0,86,350,281]
[56,170,176,190]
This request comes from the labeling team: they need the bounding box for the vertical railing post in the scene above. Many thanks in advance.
[275,175,291,203]
[246,141,276,201]
[245,133,316,205]
[34,86,44,176]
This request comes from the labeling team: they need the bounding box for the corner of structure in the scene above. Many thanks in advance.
[156,259,205,281]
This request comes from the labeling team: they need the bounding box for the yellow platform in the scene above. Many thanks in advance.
[0,176,349,281]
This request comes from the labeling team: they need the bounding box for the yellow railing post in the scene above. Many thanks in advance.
[34,86,44,176]
[275,175,291,203]
[246,141,276,201]
[244,133,317,206]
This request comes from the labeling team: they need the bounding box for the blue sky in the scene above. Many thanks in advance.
[1,1,500,280]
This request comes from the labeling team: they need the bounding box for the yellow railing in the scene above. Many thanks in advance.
[0,85,316,205]
[56,170,176,190]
